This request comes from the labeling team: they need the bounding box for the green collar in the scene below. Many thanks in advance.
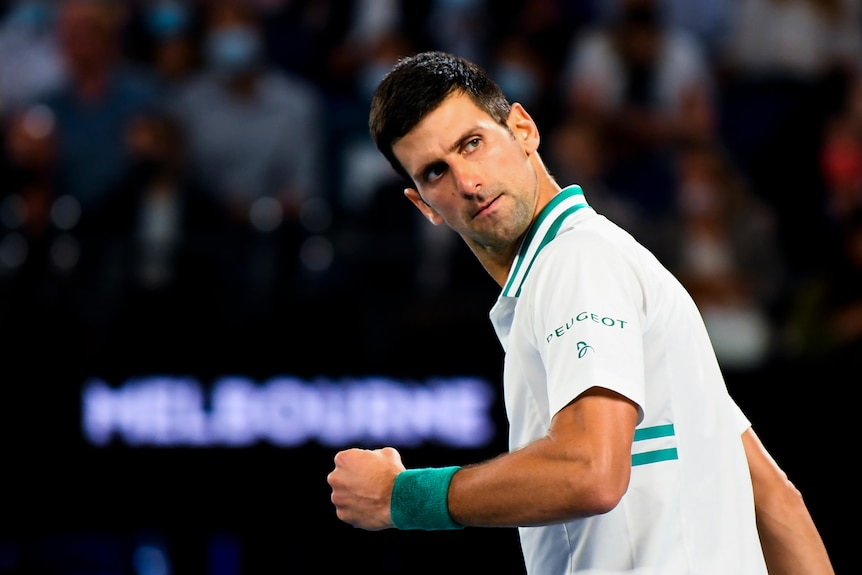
[501,185,590,298]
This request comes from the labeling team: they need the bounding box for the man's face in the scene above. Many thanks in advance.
[56,0,118,72]
[393,93,540,254]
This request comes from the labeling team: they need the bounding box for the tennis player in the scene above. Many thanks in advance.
[327,51,834,575]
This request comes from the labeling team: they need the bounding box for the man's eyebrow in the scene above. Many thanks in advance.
[412,127,479,181]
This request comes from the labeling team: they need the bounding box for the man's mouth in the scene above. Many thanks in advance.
[473,195,499,219]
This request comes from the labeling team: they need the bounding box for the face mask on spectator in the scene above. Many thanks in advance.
[205,25,262,78]
[146,1,189,39]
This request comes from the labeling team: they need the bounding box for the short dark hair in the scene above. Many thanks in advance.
[369,51,512,182]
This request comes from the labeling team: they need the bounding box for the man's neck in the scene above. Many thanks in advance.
[467,240,522,289]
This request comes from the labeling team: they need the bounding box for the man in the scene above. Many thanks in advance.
[166,0,326,321]
[327,51,833,575]
[42,0,159,216]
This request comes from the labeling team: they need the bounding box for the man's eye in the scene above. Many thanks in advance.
[425,162,447,182]
[465,138,480,151]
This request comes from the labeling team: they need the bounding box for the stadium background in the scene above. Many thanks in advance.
[0,0,855,573]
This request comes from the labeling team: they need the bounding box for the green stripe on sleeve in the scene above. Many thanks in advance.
[632,448,679,467]
[634,424,675,441]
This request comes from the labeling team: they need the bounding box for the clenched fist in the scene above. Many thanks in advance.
[327,446,406,530]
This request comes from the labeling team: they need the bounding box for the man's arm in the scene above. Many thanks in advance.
[447,386,638,526]
[328,386,639,529]
[743,428,835,575]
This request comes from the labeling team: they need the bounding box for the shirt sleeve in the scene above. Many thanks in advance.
[729,396,752,435]
[525,229,647,421]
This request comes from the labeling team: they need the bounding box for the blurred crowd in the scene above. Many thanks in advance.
[1,0,861,377]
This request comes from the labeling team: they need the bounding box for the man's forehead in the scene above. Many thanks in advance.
[396,94,495,156]
[424,92,486,123]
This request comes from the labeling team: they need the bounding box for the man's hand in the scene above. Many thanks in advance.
[328,447,406,530]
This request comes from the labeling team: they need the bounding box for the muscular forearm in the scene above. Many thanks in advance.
[447,436,628,527]
[329,390,638,532]
[447,391,637,527]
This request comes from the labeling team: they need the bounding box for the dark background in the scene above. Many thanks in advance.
[0,0,857,573]
[0,293,851,574]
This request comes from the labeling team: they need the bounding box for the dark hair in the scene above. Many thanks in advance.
[369,51,512,182]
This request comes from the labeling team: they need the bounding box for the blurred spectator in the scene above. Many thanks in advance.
[820,116,862,222]
[495,0,600,81]
[0,0,66,116]
[166,0,328,321]
[258,0,357,90]
[330,0,405,103]
[8,0,163,355]
[559,0,716,216]
[304,0,410,232]
[719,0,861,82]
[37,0,161,219]
[92,111,230,293]
[716,0,862,278]
[667,141,786,372]
[490,33,552,119]
[333,24,456,298]
[658,0,730,61]
[137,0,204,101]
[819,72,862,224]
[424,0,491,67]
[335,29,413,218]
[169,0,325,225]
[87,110,234,365]
[595,0,731,61]
[544,115,663,255]
[716,0,862,173]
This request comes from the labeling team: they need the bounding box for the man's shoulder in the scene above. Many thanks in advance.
[543,217,626,263]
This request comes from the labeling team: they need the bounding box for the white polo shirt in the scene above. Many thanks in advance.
[489,185,767,575]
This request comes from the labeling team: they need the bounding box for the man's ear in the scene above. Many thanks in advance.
[404,188,444,225]
[508,102,540,153]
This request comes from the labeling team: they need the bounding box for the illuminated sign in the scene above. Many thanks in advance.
[82,375,496,448]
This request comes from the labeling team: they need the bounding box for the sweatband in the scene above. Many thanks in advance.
[390,466,464,530]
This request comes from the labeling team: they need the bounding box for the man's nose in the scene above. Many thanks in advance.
[451,161,481,196]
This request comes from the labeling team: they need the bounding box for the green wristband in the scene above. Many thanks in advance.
[390,466,464,530]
